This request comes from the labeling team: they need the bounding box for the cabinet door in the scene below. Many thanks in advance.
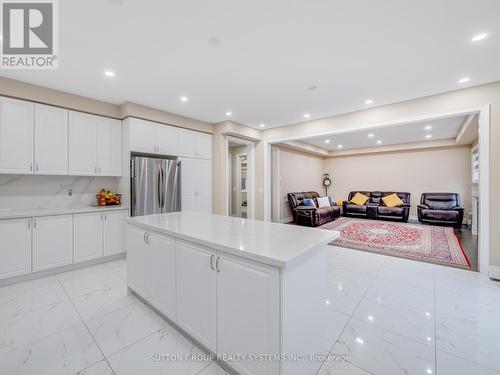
[97,117,122,176]
[196,133,212,159]
[156,124,178,156]
[103,210,125,256]
[34,104,68,175]
[179,157,197,212]
[178,129,198,158]
[126,225,148,297]
[69,112,97,175]
[196,158,212,213]
[176,241,216,351]
[33,215,73,272]
[217,254,280,375]
[0,218,32,279]
[129,118,156,153]
[74,212,102,263]
[148,233,176,320]
[0,97,34,174]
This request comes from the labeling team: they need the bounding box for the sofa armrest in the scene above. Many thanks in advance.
[294,206,317,212]
[417,204,429,210]
[400,203,411,208]
[451,205,464,211]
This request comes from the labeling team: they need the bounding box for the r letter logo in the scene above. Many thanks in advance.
[1,0,58,69]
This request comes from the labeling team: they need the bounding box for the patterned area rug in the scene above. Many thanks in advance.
[321,217,470,268]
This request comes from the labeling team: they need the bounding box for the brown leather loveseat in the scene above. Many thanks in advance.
[343,191,411,222]
[287,191,341,226]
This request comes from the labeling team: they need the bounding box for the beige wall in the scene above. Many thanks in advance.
[277,147,325,221]
[324,147,472,217]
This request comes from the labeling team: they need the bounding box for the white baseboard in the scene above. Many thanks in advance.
[279,216,293,224]
[489,266,500,281]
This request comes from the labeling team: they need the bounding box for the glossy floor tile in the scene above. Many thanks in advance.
[1,248,500,375]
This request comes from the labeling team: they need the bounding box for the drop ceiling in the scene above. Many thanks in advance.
[1,0,499,128]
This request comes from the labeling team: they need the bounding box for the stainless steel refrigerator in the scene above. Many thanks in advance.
[130,155,181,217]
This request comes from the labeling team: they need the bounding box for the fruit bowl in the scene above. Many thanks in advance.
[96,189,122,206]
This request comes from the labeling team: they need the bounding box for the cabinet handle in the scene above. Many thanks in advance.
[30,162,33,172]
[36,163,39,172]
[33,219,37,229]
[104,213,107,221]
[146,232,150,245]
[216,256,220,273]
[94,166,97,174]
[143,232,147,244]
[28,220,31,229]
[209,254,215,270]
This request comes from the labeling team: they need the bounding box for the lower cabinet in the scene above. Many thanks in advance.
[103,210,125,256]
[33,215,73,272]
[74,212,103,262]
[126,225,148,297]
[0,218,32,279]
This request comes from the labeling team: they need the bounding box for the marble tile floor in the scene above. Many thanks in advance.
[0,247,499,375]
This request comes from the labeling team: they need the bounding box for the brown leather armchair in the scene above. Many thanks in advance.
[287,191,340,226]
[418,193,464,228]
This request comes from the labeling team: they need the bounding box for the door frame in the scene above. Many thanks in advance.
[263,105,491,275]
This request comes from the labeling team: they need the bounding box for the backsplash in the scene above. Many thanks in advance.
[0,175,121,210]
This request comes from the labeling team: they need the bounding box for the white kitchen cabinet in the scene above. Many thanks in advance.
[103,210,125,256]
[32,215,73,272]
[0,97,34,174]
[178,129,212,159]
[69,112,98,176]
[74,212,103,262]
[176,240,217,352]
[148,233,176,320]
[217,253,280,375]
[34,104,68,175]
[0,218,32,279]
[129,118,178,156]
[180,157,212,213]
[126,224,148,297]
[97,117,122,176]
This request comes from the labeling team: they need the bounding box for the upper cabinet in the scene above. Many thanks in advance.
[0,97,34,174]
[34,104,68,175]
[129,118,178,156]
[69,111,121,176]
[0,96,122,177]
[178,129,212,159]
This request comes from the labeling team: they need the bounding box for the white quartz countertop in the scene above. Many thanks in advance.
[126,212,339,269]
[0,205,128,219]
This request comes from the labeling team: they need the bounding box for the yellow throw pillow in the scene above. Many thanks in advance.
[382,193,405,208]
[351,192,369,206]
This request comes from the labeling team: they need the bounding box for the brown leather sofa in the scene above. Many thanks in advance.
[343,191,411,222]
[287,191,341,226]
[417,193,464,228]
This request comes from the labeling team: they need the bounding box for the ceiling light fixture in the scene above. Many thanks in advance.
[325,139,331,144]
[337,144,343,149]
[356,338,364,345]
[458,77,470,84]
[365,99,374,105]
[376,140,382,144]
[259,123,265,128]
[180,96,188,102]
[104,70,115,77]
[225,111,232,116]
[303,113,311,119]
[425,134,432,139]
[368,133,374,138]
[424,125,432,130]
[471,33,488,42]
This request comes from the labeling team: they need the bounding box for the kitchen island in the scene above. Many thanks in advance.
[126,212,339,375]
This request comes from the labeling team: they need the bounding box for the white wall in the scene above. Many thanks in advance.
[324,147,472,217]
[277,147,325,221]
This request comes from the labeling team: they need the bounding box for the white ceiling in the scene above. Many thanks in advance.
[1,0,499,128]
[301,114,477,151]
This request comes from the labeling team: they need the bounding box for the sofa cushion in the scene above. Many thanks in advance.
[351,192,369,206]
[346,204,367,214]
[382,193,405,208]
[303,198,316,207]
[317,197,331,208]
[421,209,459,221]
[378,206,404,216]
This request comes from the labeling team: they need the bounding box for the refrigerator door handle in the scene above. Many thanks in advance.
[157,165,162,210]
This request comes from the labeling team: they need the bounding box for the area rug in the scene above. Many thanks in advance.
[321,217,470,268]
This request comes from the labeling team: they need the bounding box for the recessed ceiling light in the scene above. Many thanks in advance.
[368,133,374,138]
[471,33,488,42]
[259,123,265,128]
[458,77,470,84]
[337,144,343,149]
[325,139,331,144]
[308,85,317,91]
[180,96,188,102]
[365,99,374,105]
[424,125,432,130]
[303,113,311,118]
[425,134,432,139]
[104,70,115,77]
[426,369,433,375]
[225,111,232,116]
[356,337,364,345]
[376,140,382,144]
[0,35,3,42]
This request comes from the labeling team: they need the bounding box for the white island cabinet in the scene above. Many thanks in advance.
[126,212,338,375]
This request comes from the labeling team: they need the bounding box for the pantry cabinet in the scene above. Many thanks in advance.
[0,218,32,280]
[179,157,212,213]
[0,97,34,174]
[32,215,73,272]
[34,104,69,175]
